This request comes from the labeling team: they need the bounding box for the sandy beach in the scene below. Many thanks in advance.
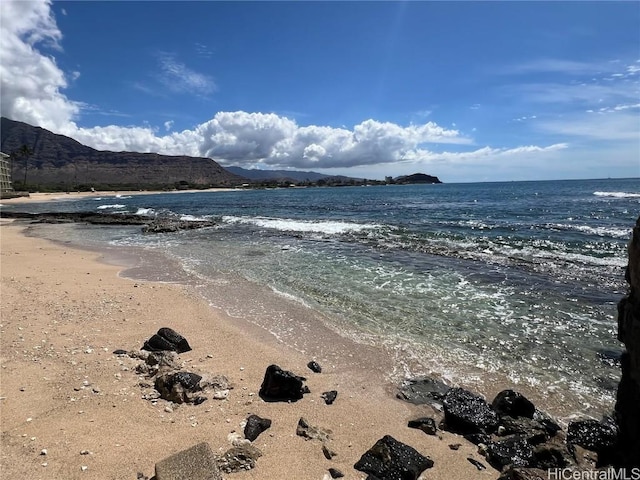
[1,188,239,205]
[0,220,500,479]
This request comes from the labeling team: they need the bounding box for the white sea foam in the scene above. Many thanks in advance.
[593,191,640,198]
[96,204,126,210]
[179,214,211,222]
[222,215,380,234]
[135,208,155,216]
[270,286,312,308]
[544,223,631,239]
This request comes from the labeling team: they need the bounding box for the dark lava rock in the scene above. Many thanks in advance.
[497,467,549,480]
[613,218,640,469]
[567,418,617,452]
[296,417,332,442]
[407,417,437,435]
[464,433,492,446]
[442,387,499,434]
[142,327,192,353]
[321,390,338,405]
[112,349,128,355]
[142,218,217,234]
[259,364,308,402]
[396,377,450,409]
[307,361,322,373]
[531,442,573,469]
[244,414,272,442]
[154,371,203,403]
[596,348,623,368]
[467,457,486,470]
[1,211,150,225]
[322,444,337,459]
[499,416,550,445]
[328,467,344,478]
[448,443,462,450]
[215,444,262,474]
[492,390,536,419]
[354,435,434,480]
[532,409,562,437]
[485,436,534,470]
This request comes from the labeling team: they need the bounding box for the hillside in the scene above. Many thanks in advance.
[226,166,361,184]
[394,173,442,184]
[0,118,245,191]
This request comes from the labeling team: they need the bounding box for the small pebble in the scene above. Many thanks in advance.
[81,465,88,471]
[80,450,91,455]
[40,449,47,455]
[213,390,229,400]
[41,462,48,467]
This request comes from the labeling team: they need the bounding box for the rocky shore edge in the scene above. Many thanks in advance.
[0,210,217,234]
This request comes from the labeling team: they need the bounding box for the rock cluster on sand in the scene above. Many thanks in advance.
[397,378,623,476]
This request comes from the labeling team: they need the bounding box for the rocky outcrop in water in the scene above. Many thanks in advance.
[613,215,640,468]
[0,210,149,225]
[1,210,218,234]
[141,218,217,234]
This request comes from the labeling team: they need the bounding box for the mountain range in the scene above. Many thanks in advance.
[0,117,242,190]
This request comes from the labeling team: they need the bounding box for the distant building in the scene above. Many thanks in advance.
[0,152,13,194]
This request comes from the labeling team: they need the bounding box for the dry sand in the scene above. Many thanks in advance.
[0,220,500,479]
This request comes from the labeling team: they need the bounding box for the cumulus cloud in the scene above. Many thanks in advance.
[0,0,80,131]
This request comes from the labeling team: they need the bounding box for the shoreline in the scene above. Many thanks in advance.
[0,221,498,479]
[0,188,240,205]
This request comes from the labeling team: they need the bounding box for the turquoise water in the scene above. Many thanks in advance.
[8,178,639,418]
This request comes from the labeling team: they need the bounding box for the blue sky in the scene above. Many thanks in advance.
[1,1,638,182]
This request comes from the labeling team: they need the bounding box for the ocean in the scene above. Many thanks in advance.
[7,177,639,421]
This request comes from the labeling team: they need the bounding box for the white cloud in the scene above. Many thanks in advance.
[504,58,639,144]
[0,0,80,131]
[164,120,174,132]
[537,111,640,142]
[156,52,216,96]
[502,58,619,76]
